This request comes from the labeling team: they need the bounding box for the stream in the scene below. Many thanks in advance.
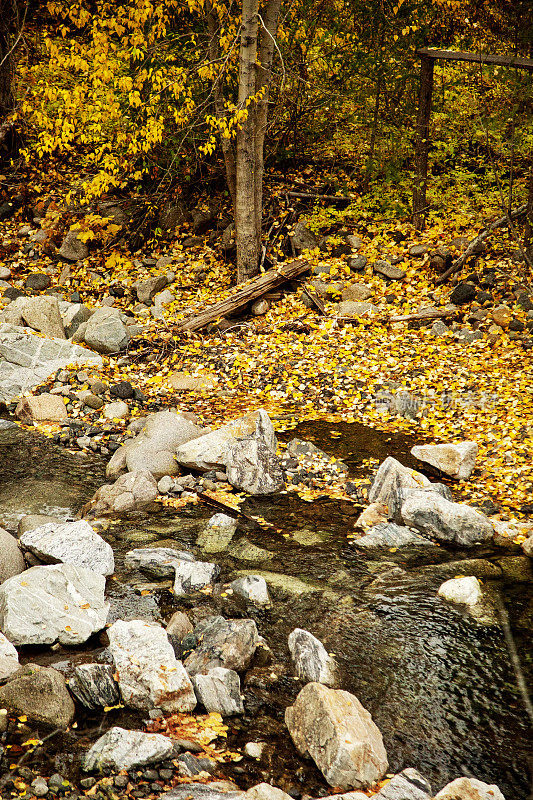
[0,420,531,798]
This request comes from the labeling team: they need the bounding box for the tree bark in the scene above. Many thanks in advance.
[0,0,18,120]
[412,55,434,229]
[235,0,260,283]
[523,162,533,257]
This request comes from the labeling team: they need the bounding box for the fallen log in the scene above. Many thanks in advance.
[436,204,528,284]
[337,307,455,326]
[176,258,310,332]
[302,285,327,315]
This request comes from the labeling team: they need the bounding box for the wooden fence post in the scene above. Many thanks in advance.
[413,54,434,229]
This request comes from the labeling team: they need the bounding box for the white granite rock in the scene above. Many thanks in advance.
[411,441,478,479]
[434,777,505,800]
[438,576,482,607]
[226,439,284,495]
[288,628,338,687]
[84,727,173,772]
[401,492,493,545]
[125,547,194,578]
[173,559,220,596]
[193,667,244,716]
[368,457,431,508]
[0,632,19,681]
[20,520,115,576]
[230,576,270,606]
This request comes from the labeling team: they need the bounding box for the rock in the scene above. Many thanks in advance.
[67,664,121,709]
[408,244,428,258]
[59,231,89,261]
[82,307,129,354]
[252,299,269,315]
[373,260,405,280]
[110,380,135,399]
[0,563,108,645]
[348,255,367,271]
[450,282,476,305]
[2,295,66,338]
[341,284,373,302]
[108,619,196,712]
[310,279,344,298]
[244,785,293,800]
[17,514,59,537]
[84,727,173,772]
[244,743,265,760]
[491,305,512,328]
[355,502,389,530]
[229,576,270,606]
[169,372,218,392]
[226,438,284,495]
[106,411,203,480]
[103,400,129,419]
[373,768,431,799]
[82,470,159,517]
[0,665,75,728]
[160,784,243,800]
[25,273,52,292]
[288,628,338,686]
[193,667,244,716]
[337,300,377,318]
[173,559,220,596]
[0,527,25,582]
[388,483,452,526]
[368,457,431,508]
[20,520,115,576]
[290,222,319,254]
[166,611,193,640]
[176,409,276,472]
[401,492,493,545]
[30,777,49,797]
[0,325,103,404]
[354,523,433,548]
[522,534,533,558]
[285,682,388,789]
[15,393,68,424]
[0,631,19,681]
[438,576,482,606]
[125,547,194,578]
[136,276,168,304]
[410,441,478,479]
[434,777,505,800]
[197,514,238,554]
[184,616,259,676]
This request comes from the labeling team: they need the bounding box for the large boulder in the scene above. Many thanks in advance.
[82,470,158,518]
[192,667,244,716]
[0,527,25,583]
[0,665,75,728]
[15,393,68,424]
[285,682,388,789]
[82,307,129,354]
[368,457,431,509]
[434,777,505,800]
[401,492,493,545]
[1,295,66,338]
[226,439,284,495]
[410,441,478,479]
[106,411,204,480]
[176,409,276,472]
[0,632,19,681]
[84,727,173,772]
[184,616,259,676]
[0,323,101,404]
[0,563,108,646]
[20,519,115,576]
[288,628,338,687]
[107,619,197,712]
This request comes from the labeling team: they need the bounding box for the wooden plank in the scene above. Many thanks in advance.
[417,48,533,71]
[175,258,310,331]
[413,55,435,228]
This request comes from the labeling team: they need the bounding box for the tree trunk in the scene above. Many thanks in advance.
[235,0,260,283]
[412,54,434,229]
[524,161,533,257]
[0,0,17,120]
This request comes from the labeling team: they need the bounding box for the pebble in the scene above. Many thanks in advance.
[31,777,49,797]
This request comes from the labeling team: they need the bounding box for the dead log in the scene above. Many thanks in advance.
[436,204,528,284]
[287,191,354,202]
[302,285,326,315]
[176,258,310,332]
[337,308,455,326]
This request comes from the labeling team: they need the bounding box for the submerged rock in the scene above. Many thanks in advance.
[108,619,196,712]
[197,514,238,554]
[67,663,121,710]
[0,563,108,646]
[184,616,259,676]
[84,727,173,772]
[285,682,388,789]
[288,628,338,687]
[20,519,115,576]
[230,576,270,606]
[434,777,505,800]
[411,441,478,479]
[125,547,194,578]
[193,667,244,716]
[0,665,75,728]
[401,492,493,545]
[173,559,220,596]
[354,522,434,548]
[438,576,482,607]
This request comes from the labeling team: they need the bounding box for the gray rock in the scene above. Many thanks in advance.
[160,784,243,800]
[288,628,338,686]
[108,619,196,712]
[67,663,120,709]
[193,667,244,716]
[389,483,453,525]
[197,513,238,554]
[522,534,533,558]
[20,520,115,576]
[0,563,108,645]
[30,777,49,798]
[173,559,220,596]
[184,616,259,676]
[434,777,505,800]
[82,470,158,518]
[82,307,129,354]
[0,665,75,728]
[348,255,367,271]
[136,276,168,304]
[226,439,284,495]
[84,726,173,772]
[408,244,428,258]
[401,492,493,545]
[373,768,431,799]
[410,441,478,479]
[103,400,129,419]
[125,547,194,578]
[166,611,193,640]
[290,222,319,254]
[0,527,25,583]
[244,785,293,800]
[0,632,19,681]
[0,323,101,404]
[285,682,388,789]
[176,409,276,472]
[1,295,66,338]
[15,393,68,424]
[107,411,204,480]
[368,457,431,509]
[59,231,89,261]
[59,302,92,339]
[17,514,60,537]
[341,284,372,302]
[230,576,270,606]
[373,260,405,280]
[354,523,434,548]
[337,301,377,318]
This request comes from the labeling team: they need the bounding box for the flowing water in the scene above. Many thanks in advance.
[0,421,531,798]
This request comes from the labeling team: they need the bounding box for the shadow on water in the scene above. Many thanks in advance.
[1,421,532,797]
